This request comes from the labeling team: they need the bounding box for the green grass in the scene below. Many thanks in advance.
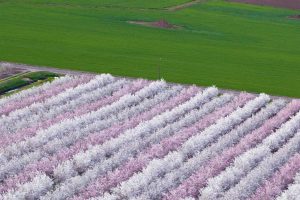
[0,0,299,97]
[13,0,190,9]
[0,71,28,83]
[1,76,57,98]
[24,71,59,81]
[0,71,59,95]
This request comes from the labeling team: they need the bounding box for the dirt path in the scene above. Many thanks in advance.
[167,0,300,11]
[0,62,97,76]
[228,0,300,10]
[41,0,206,12]
[128,20,182,29]
[167,0,207,11]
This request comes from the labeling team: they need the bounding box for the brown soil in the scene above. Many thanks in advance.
[289,14,300,19]
[228,0,300,10]
[128,20,181,29]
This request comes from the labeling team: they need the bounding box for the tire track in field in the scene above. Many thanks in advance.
[166,0,209,11]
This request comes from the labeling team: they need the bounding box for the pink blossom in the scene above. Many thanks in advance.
[164,100,300,199]
[249,153,300,200]
[72,93,253,199]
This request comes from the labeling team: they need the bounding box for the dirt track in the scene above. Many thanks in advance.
[228,0,300,10]
[128,20,181,29]
[167,0,206,11]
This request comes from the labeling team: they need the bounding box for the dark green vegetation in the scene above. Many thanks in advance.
[0,71,59,95]
[0,0,299,97]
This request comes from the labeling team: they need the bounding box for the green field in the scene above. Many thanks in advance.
[14,0,190,8]
[0,71,59,95]
[0,0,299,97]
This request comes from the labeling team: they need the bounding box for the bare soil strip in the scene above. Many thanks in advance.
[0,62,89,76]
[167,0,207,11]
[128,20,182,29]
[228,0,300,10]
[289,14,300,19]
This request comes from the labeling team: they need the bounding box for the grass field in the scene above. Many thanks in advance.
[16,0,190,9]
[0,0,299,97]
[0,71,59,95]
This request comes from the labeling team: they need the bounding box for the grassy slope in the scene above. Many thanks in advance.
[0,71,59,95]
[0,1,299,97]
